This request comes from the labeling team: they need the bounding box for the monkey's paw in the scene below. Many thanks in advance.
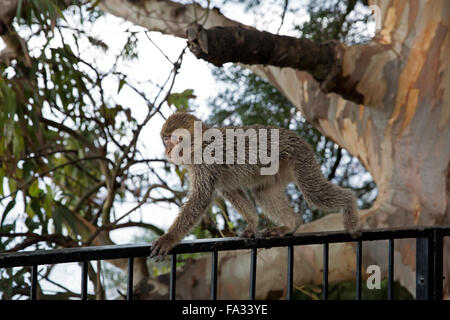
[348,226,362,239]
[150,233,179,261]
[344,216,362,239]
[238,228,256,238]
[255,226,292,238]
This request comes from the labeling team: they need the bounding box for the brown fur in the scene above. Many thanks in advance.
[150,112,361,258]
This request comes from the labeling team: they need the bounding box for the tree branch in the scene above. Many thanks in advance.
[98,0,243,38]
[327,146,343,180]
[0,232,80,252]
[186,23,357,101]
[38,116,98,151]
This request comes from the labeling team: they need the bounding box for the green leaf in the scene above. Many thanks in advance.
[167,89,196,111]
[53,204,89,239]
[43,185,54,218]
[117,78,126,94]
[28,179,41,197]
[88,0,101,10]
[0,222,16,234]
[12,131,24,160]
[0,168,4,196]
[22,160,32,182]
[25,201,34,218]
[15,0,23,20]
[8,179,16,195]
[1,199,16,227]
[50,1,66,21]
[52,205,62,235]
[87,36,109,53]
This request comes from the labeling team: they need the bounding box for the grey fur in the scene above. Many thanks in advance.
[150,113,361,258]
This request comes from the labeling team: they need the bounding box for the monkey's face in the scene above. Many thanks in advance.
[161,112,203,165]
[163,133,183,164]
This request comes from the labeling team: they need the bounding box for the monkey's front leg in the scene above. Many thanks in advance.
[150,172,215,260]
[150,200,209,260]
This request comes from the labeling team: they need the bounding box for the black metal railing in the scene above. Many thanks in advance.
[0,226,449,300]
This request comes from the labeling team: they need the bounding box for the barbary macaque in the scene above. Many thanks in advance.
[150,112,361,258]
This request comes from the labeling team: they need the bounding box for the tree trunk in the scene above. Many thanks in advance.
[25,0,448,299]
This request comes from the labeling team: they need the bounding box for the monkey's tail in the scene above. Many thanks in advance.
[294,157,361,238]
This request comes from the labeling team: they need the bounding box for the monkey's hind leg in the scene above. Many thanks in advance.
[221,189,260,238]
[253,184,302,238]
[293,159,361,237]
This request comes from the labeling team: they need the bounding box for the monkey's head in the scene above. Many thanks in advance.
[161,112,206,164]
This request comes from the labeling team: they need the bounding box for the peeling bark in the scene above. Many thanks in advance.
[98,0,243,38]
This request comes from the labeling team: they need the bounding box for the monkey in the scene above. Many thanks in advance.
[150,112,361,259]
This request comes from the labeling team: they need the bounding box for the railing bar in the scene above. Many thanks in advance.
[434,230,443,300]
[356,240,362,300]
[81,261,88,300]
[30,265,38,300]
[127,257,134,301]
[388,239,394,300]
[210,251,218,300]
[286,245,294,300]
[170,254,177,300]
[3,227,449,268]
[323,243,329,300]
[249,248,257,300]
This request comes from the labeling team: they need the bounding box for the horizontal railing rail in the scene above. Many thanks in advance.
[1,226,449,300]
[2,226,449,268]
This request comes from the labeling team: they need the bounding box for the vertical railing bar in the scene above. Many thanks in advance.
[249,248,257,300]
[416,234,435,300]
[127,257,134,301]
[81,261,88,300]
[433,229,443,300]
[416,237,428,300]
[356,240,362,300]
[170,254,177,300]
[388,239,394,300]
[30,265,38,300]
[323,243,329,300]
[210,251,218,300]
[286,245,294,300]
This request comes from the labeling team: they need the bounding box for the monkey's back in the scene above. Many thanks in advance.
[197,124,316,190]
[213,124,315,162]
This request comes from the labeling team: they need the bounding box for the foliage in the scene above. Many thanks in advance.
[295,0,373,44]
[0,0,185,299]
